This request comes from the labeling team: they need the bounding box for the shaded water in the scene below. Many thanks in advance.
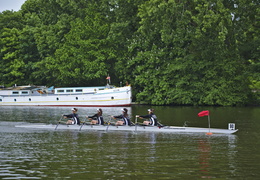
[0,105,259,179]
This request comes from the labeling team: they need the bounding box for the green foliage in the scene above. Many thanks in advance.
[127,0,256,106]
[0,0,259,106]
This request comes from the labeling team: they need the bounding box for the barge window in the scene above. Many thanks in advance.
[66,89,73,92]
[29,98,31,101]
[0,99,2,101]
[76,89,82,92]
[22,91,28,94]
[76,97,78,100]
[12,91,19,95]
[56,98,59,101]
[14,99,17,102]
[57,90,64,93]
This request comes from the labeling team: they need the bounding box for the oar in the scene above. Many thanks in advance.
[157,121,164,127]
[106,116,112,132]
[135,116,138,132]
[79,117,87,131]
[55,115,64,130]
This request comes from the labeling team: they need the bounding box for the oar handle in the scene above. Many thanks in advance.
[55,114,65,130]
[58,115,64,122]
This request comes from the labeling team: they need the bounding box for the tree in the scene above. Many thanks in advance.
[0,0,258,106]
[0,11,27,86]
[128,0,252,106]
[233,0,260,104]
[31,0,112,86]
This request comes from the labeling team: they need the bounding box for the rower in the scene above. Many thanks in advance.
[63,108,80,125]
[136,108,158,126]
[112,108,133,126]
[86,108,104,125]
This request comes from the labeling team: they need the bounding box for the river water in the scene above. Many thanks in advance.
[0,105,259,179]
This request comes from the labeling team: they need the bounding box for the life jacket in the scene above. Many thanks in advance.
[150,114,158,126]
[97,116,104,125]
[122,116,132,126]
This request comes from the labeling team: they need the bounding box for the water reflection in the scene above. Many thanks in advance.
[195,134,238,179]
[198,139,211,178]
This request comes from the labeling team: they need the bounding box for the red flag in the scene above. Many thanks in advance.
[198,110,210,117]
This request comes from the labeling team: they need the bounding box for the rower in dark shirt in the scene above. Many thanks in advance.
[87,108,104,125]
[136,109,158,126]
[64,108,80,125]
[112,108,132,126]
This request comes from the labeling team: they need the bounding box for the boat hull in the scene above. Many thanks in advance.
[15,124,238,134]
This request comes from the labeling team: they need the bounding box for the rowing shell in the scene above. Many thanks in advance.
[15,124,238,134]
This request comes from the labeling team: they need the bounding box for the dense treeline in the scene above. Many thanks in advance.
[0,0,259,106]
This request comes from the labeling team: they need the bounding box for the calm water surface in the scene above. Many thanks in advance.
[0,105,259,179]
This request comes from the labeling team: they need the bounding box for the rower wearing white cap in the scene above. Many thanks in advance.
[112,108,132,126]
[136,109,158,126]
[87,108,104,125]
[63,108,80,125]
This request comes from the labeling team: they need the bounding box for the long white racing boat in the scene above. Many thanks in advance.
[0,84,131,107]
[15,123,238,134]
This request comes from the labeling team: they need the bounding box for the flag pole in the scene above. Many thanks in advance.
[208,115,211,133]
[207,115,213,135]
[198,110,212,135]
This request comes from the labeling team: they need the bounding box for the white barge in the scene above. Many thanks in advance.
[0,85,132,107]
